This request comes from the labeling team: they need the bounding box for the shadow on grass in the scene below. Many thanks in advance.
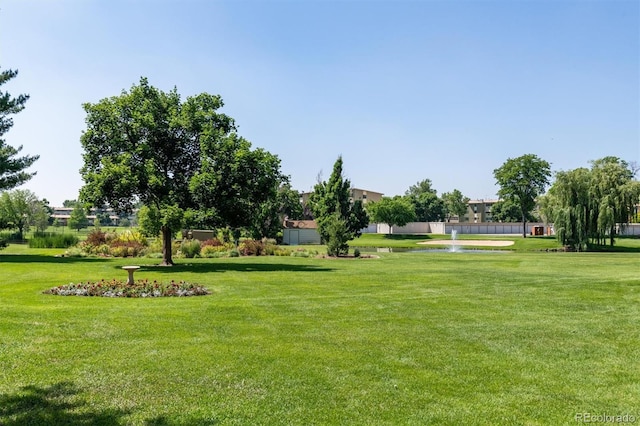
[588,245,640,253]
[138,262,335,274]
[0,382,220,425]
[0,254,107,264]
[374,234,431,241]
[145,415,218,425]
[0,382,128,426]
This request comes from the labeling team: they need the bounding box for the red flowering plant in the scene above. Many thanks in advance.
[44,279,209,297]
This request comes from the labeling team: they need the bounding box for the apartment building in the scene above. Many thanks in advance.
[51,207,129,226]
[300,188,383,206]
[349,188,384,204]
[465,199,499,223]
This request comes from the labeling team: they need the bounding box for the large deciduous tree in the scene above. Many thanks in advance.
[441,189,469,222]
[493,154,551,237]
[0,68,39,191]
[80,78,284,265]
[309,156,369,256]
[0,189,46,239]
[67,204,88,232]
[404,179,445,222]
[247,183,303,240]
[189,133,286,237]
[368,196,416,235]
[491,198,538,223]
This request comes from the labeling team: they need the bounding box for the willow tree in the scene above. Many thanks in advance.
[588,157,640,246]
[546,157,640,250]
[548,168,591,251]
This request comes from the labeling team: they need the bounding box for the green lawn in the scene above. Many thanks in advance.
[1,244,639,424]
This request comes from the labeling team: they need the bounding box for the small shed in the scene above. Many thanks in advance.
[282,220,321,245]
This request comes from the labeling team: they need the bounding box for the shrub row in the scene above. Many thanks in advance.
[81,229,148,257]
[67,229,319,259]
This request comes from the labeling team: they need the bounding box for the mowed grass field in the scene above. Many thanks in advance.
[1,241,639,425]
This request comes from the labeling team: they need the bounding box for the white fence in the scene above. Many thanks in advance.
[375,222,640,236]
[283,222,640,244]
[376,222,549,235]
[619,224,640,236]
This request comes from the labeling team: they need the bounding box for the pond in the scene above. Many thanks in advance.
[353,247,511,254]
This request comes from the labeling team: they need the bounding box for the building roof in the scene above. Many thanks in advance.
[283,219,317,229]
[468,199,500,204]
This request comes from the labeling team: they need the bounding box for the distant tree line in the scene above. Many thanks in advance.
[2,67,638,255]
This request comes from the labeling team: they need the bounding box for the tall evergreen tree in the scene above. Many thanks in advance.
[309,156,369,256]
[67,204,88,232]
[0,68,39,190]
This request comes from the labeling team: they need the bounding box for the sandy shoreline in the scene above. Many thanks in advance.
[418,240,515,247]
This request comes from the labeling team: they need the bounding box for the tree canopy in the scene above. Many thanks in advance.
[491,198,538,223]
[441,189,469,222]
[493,154,551,237]
[368,196,416,235]
[80,78,285,265]
[247,183,303,240]
[0,68,39,191]
[544,157,640,250]
[67,204,88,232]
[404,179,445,222]
[309,156,369,256]
[0,189,47,239]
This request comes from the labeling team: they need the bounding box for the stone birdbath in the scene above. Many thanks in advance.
[122,266,140,285]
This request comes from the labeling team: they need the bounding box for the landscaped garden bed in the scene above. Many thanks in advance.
[44,279,209,297]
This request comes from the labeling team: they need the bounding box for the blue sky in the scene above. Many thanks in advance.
[1,0,638,206]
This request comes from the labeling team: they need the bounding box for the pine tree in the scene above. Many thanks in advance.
[309,156,369,256]
[0,68,39,190]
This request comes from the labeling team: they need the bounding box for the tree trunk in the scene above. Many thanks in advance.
[522,212,527,238]
[160,225,174,266]
[610,224,615,247]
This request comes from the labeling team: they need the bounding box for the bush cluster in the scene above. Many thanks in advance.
[178,238,237,258]
[238,238,280,256]
[81,229,148,257]
[71,229,318,259]
[180,239,201,258]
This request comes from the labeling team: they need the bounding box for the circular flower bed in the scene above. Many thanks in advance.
[44,279,209,298]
